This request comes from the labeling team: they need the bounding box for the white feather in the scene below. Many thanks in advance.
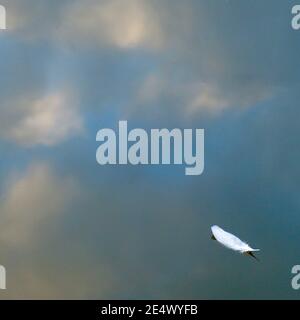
[211,225,260,253]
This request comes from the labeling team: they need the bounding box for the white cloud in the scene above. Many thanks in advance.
[4,91,83,147]
[185,82,274,116]
[0,163,79,246]
[59,0,164,49]
[3,0,289,122]
[134,73,274,118]
[0,162,116,298]
[187,84,233,114]
[6,0,164,49]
